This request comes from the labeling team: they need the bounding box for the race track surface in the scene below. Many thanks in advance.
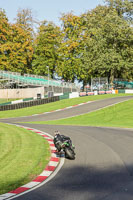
[1,96,133,200]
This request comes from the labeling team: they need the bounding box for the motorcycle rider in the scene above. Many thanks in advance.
[53,131,72,152]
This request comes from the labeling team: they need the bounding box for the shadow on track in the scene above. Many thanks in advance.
[17,164,133,200]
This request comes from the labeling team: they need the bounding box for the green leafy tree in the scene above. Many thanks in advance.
[105,0,133,23]
[76,6,110,87]
[56,12,84,82]
[32,21,62,78]
[80,5,133,84]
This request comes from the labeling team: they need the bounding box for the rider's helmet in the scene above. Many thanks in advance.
[54,130,60,136]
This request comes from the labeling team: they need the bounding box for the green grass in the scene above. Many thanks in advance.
[0,94,132,194]
[0,94,132,119]
[29,99,133,129]
[0,123,50,194]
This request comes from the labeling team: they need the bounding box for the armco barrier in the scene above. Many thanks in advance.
[80,91,112,96]
[79,92,87,96]
[118,89,125,93]
[87,92,94,96]
[0,101,12,106]
[23,97,34,102]
[105,91,112,94]
[59,92,70,100]
[98,91,105,95]
[125,89,133,94]
[69,92,79,99]
[0,98,33,107]
[0,96,59,111]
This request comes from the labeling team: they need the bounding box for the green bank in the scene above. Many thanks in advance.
[0,94,132,118]
[29,99,133,129]
[0,123,50,194]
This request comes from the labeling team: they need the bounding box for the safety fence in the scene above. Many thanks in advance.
[117,89,133,94]
[0,97,34,106]
[0,96,59,111]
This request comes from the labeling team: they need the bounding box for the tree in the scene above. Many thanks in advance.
[0,9,12,71]
[15,8,35,31]
[76,6,110,87]
[0,8,33,73]
[56,12,83,82]
[32,21,62,78]
[80,5,133,83]
[9,23,33,74]
[105,0,133,23]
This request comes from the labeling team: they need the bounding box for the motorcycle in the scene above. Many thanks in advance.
[61,140,75,160]
[54,138,75,160]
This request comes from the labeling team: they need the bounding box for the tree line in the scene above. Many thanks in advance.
[0,0,133,86]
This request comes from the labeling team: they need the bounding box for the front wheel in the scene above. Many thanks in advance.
[65,147,75,160]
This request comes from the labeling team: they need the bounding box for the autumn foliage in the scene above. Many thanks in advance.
[0,0,133,85]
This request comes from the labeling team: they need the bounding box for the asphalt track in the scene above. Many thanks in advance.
[1,96,133,200]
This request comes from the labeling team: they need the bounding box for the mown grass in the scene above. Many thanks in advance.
[0,94,132,194]
[0,123,50,194]
[0,94,132,119]
[30,99,133,129]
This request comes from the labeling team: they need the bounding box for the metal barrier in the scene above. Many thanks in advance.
[0,96,59,111]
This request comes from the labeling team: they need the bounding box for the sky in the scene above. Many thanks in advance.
[0,0,104,26]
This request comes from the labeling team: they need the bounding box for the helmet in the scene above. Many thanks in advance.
[54,130,60,136]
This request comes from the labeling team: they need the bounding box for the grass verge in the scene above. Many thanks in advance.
[0,123,50,194]
[0,94,132,119]
[28,99,133,129]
